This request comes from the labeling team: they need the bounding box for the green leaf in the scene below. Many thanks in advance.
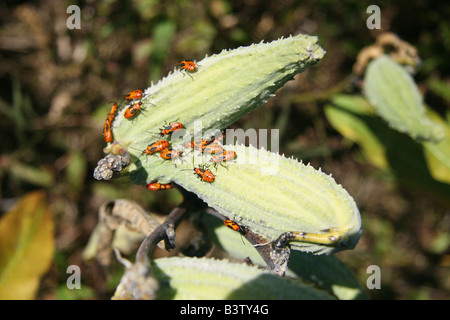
[324,94,388,169]
[9,161,54,188]
[428,77,450,103]
[364,55,445,142]
[152,256,334,300]
[422,109,450,184]
[66,150,87,194]
[287,252,366,300]
[324,94,450,197]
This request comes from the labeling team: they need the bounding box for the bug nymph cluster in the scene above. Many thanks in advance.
[98,61,237,188]
[99,78,237,189]
[137,128,237,188]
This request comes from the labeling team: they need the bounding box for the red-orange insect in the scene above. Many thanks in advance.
[160,122,183,136]
[185,138,214,151]
[179,60,198,72]
[210,150,236,164]
[160,147,182,160]
[124,101,143,119]
[147,182,174,191]
[224,219,246,235]
[124,89,143,100]
[142,140,169,154]
[202,139,224,154]
[103,103,118,143]
[193,166,215,183]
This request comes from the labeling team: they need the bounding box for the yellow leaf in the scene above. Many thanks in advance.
[0,191,54,299]
[423,109,450,184]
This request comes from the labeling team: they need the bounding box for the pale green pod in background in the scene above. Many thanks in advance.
[364,55,445,142]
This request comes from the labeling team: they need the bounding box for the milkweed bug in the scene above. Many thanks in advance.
[124,101,144,119]
[124,89,143,101]
[210,150,236,168]
[159,122,183,137]
[160,147,182,160]
[147,182,174,191]
[103,103,118,143]
[185,138,214,151]
[202,139,224,154]
[224,219,246,235]
[142,140,169,154]
[179,60,198,72]
[103,121,113,143]
[193,166,215,183]
[106,103,118,121]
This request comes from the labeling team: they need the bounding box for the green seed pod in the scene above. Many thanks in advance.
[152,256,334,300]
[364,55,445,142]
[165,144,361,255]
[105,35,361,255]
[110,34,325,152]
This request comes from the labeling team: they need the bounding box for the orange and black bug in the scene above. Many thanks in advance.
[124,101,144,119]
[124,89,143,101]
[202,139,224,154]
[185,138,214,151]
[160,147,182,160]
[103,122,112,143]
[147,182,174,191]
[142,140,170,154]
[179,59,198,72]
[210,150,236,168]
[159,122,183,137]
[193,166,215,183]
[224,219,246,235]
[103,103,118,143]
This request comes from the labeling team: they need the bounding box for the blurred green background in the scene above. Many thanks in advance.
[0,0,449,299]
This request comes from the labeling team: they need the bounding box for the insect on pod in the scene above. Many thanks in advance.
[124,89,143,101]
[123,91,154,119]
[124,101,144,119]
[142,140,170,155]
[179,60,198,72]
[146,182,174,191]
[103,121,112,143]
[103,103,118,143]
[193,165,215,183]
[224,219,246,235]
[159,122,184,137]
[160,147,182,160]
[185,138,214,151]
[210,150,237,169]
[202,139,224,154]
[179,60,199,80]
